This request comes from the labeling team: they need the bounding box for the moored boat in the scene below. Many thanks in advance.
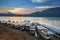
[29,23,35,35]
[35,25,53,40]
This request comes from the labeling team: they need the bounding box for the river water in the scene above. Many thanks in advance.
[0,17,60,31]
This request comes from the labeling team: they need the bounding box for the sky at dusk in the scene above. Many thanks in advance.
[0,0,60,14]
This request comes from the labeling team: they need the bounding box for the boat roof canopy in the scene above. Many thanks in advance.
[37,25,47,29]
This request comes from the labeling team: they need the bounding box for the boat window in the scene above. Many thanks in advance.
[31,23,35,26]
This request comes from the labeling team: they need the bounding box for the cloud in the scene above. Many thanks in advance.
[35,6,56,8]
[31,0,48,3]
[34,6,57,11]
[7,8,36,14]
[0,8,37,14]
[0,9,8,13]
[0,6,59,14]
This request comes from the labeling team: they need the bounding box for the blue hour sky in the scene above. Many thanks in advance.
[0,0,60,14]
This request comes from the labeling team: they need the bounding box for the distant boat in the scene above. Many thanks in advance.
[35,25,53,40]
[7,20,11,25]
[11,21,20,29]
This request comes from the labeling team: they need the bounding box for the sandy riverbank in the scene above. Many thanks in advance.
[0,24,36,40]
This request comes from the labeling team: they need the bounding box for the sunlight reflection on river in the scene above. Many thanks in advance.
[0,17,60,30]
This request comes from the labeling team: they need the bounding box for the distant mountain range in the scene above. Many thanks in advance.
[0,7,60,17]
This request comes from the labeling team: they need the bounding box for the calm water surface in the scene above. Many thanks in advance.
[0,17,60,30]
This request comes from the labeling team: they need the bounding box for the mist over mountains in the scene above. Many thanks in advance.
[0,7,60,17]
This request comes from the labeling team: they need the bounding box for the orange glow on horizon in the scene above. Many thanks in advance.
[0,10,8,13]
[8,10,31,14]
[7,8,32,14]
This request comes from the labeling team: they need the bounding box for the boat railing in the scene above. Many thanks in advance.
[53,34,60,39]
[42,25,56,33]
[42,25,60,39]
